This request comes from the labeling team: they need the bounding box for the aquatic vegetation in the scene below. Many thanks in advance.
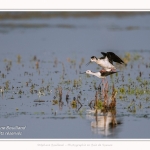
[122,52,131,64]
[133,53,141,61]
[0,87,4,97]
[71,99,77,108]
[35,61,39,69]
[79,58,84,69]
[73,79,82,88]
[119,87,125,94]
[37,89,45,98]
[122,52,141,64]
[117,84,150,95]
[17,55,21,63]
[89,84,117,112]
[67,57,76,69]
[127,100,136,113]
[34,112,45,115]
[96,100,103,110]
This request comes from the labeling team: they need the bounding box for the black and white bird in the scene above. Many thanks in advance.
[80,70,118,79]
[86,52,125,72]
[80,70,119,90]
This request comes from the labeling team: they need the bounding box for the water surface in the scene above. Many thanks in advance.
[0,12,150,139]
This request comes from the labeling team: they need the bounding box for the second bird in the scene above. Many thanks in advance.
[86,52,125,72]
[80,70,118,79]
[80,70,118,86]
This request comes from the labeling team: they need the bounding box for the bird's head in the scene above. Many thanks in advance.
[86,56,97,66]
[85,70,92,74]
[90,56,97,62]
[80,70,92,75]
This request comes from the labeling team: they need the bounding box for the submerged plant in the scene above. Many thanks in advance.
[52,100,58,105]
[96,100,103,110]
[17,55,21,63]
[71,99,77,108]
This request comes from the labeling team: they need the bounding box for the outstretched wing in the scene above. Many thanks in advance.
[107,52,124,64]
[101,71,118,77]
[101,52,107,57]
[99,52,106,59]
[101,52,113,64]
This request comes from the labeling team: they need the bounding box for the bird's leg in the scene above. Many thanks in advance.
[104,78,108,90]
[100,69,106,73]
[104,78,109,107]
[110,67,116,72]
[98,80,102,90]
[101,78,106,98]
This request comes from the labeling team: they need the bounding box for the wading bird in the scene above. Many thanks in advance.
[80,70,118,97]
[80,70,118,86]
[86,52,125,72]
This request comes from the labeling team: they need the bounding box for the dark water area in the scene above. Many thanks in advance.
[0,12,150,139]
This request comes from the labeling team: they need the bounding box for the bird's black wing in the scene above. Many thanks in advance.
[101,71,118,77]
[100,52,106,59]
[101,52,113,64]
[101,52,107,57]
[107,52,124,64]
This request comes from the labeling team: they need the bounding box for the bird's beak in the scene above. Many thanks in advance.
[80,72,86,74]
[86,61,91,66]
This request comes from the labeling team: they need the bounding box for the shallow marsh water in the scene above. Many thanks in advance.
[0,12,150,139]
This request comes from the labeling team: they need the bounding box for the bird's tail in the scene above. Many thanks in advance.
[124,63,127,67]
[101,71,121,77]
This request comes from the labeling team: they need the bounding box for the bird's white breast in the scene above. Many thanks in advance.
[95,72,105,78]
[97,57,115,70]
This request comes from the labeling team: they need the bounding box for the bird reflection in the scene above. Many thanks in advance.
[86,109,122,136]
